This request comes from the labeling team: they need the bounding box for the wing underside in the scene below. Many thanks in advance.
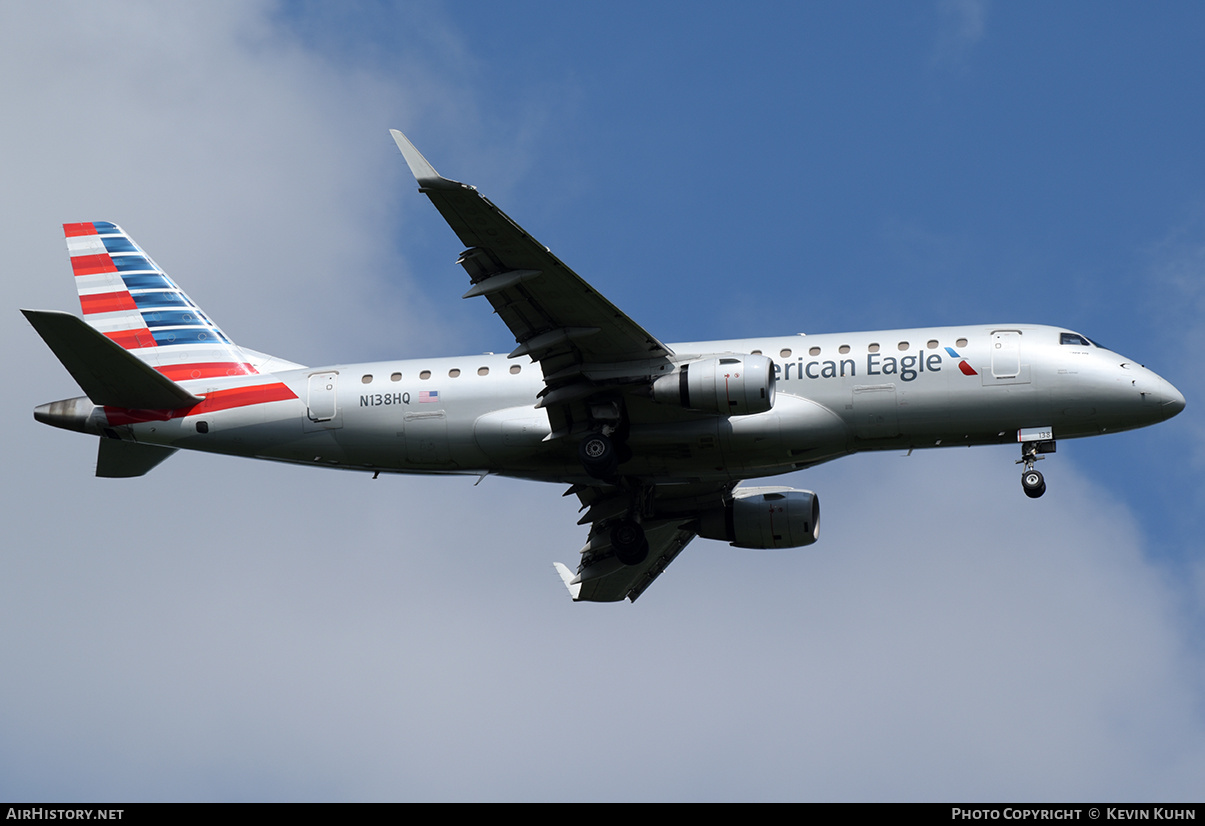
[554,480,735,602]
[556,519,697,603]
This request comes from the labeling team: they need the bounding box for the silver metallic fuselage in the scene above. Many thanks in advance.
[39,323,1185,486]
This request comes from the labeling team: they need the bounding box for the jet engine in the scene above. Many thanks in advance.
[696,488,819,549]
[651,354,776,416]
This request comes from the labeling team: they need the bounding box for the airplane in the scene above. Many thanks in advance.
[23,129,1186,603]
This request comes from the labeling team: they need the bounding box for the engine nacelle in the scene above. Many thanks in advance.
[697,489,819,549]
[651,354,776,416]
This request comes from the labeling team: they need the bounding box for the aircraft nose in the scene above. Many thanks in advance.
[1126,365,1185,424]
[1159,377,1186,420]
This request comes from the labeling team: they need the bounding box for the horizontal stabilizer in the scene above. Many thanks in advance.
[96,438,177,478]
[23,309,201,409]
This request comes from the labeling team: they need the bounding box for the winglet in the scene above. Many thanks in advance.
[553,563,582,601]
[390,129,461,189]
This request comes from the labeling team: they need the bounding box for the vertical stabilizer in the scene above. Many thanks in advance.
[63,221,260,383]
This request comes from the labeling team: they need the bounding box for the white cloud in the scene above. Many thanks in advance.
[934,0,989,65]
[10,447,1203,800]
[0,0,491,368]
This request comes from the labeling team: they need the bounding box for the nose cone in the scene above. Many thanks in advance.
[1159,377,1186,421]
[1126,362,1185,424]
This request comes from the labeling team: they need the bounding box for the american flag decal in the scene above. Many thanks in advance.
[419,390,440,403]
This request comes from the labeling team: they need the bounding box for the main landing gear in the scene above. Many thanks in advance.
[578,431,620,480]
[1016,439,1055,499]
[609,518,649,566]
[578,430,649,566]
[577,395,630,481]
[577,402,647,565]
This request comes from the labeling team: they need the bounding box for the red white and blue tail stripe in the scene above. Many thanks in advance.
[64,221,258,384]
[62,221,302,419]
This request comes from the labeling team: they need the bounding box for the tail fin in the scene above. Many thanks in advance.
[63,221,271,383]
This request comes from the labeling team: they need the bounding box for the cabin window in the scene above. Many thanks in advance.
[927,340,939,349]
[510,365,522,374]
[956,338,968,348]
[868,343,880,353]
[420,370,431,380]
[809,346,821,356]
[390,372,402,382]
[751,350,762,355]
[478,367,489,376]
[361,374,372,384]
[897,341,909,351]
[448,368,461,378]
[839,345,850,354]
[780,348,792,358]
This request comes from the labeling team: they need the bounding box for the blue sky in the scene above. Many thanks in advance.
[2,0,1203,801]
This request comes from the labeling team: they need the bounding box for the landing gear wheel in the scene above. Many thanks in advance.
[610,519,649,566]
[1022,469,1046,499]
[579,432,619,479]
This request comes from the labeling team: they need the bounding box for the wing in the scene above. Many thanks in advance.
[555,522,696,603]
[393,130,726,603]
[553,480,735,602]
[391,130,676,440]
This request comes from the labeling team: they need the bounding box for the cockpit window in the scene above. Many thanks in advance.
[1059,332,1114,351]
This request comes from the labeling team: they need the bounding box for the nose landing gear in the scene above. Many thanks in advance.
[1021,467,1046,498]
[1016,436,1055,499]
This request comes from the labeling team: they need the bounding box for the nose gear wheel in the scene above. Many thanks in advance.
[1017,441,1049,499]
